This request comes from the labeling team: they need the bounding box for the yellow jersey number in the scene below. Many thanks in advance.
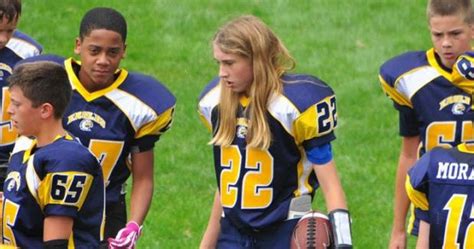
[442,194,474,249]
[220,146,274,209]
[88,139,124,186]
[2,199,19,246]
[426,121,473,151]
[51,174,87,204]
[0,87,17,146]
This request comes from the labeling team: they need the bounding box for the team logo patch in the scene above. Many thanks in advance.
[451,102,466,115]
[236,125,248,139]
[79,119,94,131]
[67,111,106,130]
[439,95,470,114]
[236,117,249,139]
[5,171,21,192]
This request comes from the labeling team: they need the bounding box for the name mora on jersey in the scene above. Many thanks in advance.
[436,162,474,180]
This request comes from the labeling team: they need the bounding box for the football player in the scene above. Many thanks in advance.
[17,8,176,248]
[0,0,42,198]
[406,141,474,248]
[2,61,104,248]
[198,15,352,249]
[379,0,474,247]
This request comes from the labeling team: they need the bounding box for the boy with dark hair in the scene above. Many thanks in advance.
[0,0,42,192]
[72,8,175,248]
[3,61,104,248]
[379,0,474,247]
[20,7,176,248]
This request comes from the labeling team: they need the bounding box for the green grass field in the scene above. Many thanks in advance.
[19,1,432,248]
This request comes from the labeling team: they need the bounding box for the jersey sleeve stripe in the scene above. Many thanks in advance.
[267,94,300,138]
[6,38,42,59]
[395,66,439,100]
[198,112,212,133]
[405,174,429,210]
[198,84,220,129]
[135,107,175,138]
[293,95,336,146]
[106,88,158,133]
[379,75,412,107]
[25,154,41,207]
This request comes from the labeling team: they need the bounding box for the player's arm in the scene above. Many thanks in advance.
[124,105,175,227]
[390,135,420,249]
[43,216,73,248]
[129,149,154,225]
[313,160,347,211]
[416,220,430,249]
[313,159,352,248]
[308,142,351,248]
[200,190,222,249]
[109,150,152,248]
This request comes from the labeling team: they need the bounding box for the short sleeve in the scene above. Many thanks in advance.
[405,152,432,211]
[132,107,174,153]
[38,171,94,218]
[293,95,337,150]
[415,207,430,222]
[397,103,421,137]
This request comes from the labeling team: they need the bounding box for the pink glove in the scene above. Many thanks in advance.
[108,221,143,249]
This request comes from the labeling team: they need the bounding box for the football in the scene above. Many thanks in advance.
[290,211,333,249]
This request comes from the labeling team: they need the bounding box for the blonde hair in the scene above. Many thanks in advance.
[211,15,295,150]
[427,0,474,24]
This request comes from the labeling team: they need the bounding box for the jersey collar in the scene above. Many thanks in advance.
[21,134,73,163]
[64,58,129,102]
[426,48,452,81]
[239,95,250,107]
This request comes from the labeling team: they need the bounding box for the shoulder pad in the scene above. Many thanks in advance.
[379,51,428,87]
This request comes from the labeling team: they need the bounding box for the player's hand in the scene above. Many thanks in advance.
[388,228,406,249]
[108,221,142,249]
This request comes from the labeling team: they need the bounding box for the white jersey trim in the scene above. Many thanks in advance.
[267,94,300,137]
[198,84,221,127]
[395,66,440,99]
[25,154,41,203]
[6,37,41,59]
[105,89,158,132]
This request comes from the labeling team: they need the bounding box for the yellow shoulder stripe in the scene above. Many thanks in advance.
[405,174,429,210]
[379,75,412,108]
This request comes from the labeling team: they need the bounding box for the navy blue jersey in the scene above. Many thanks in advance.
[379,48,473,157]
[63,58,176,203]
[2,135,105,248]
[0,31,42,163]
[406,144,474,248]
[16,56,176,204]
[198,74,337,230]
